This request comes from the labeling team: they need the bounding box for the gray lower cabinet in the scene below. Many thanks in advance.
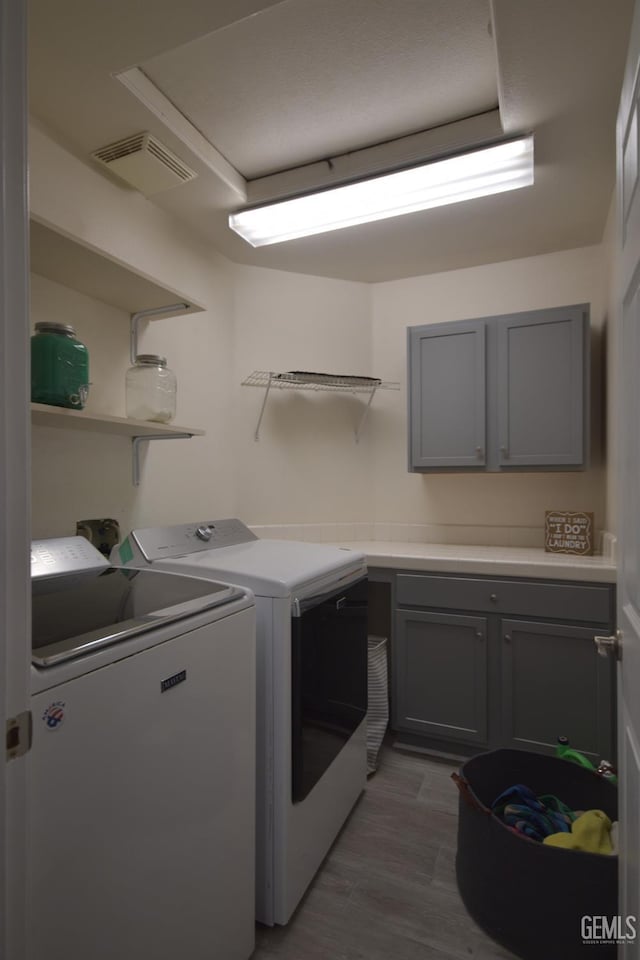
[395,610,488,744]
[407,303,590,472]
[393,571,615,761]
[500,618,613,762]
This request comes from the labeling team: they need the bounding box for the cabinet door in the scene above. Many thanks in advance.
[496,305,588,467]
[500,618,614,761]
[394,609,488,744]
[408,321,486,468]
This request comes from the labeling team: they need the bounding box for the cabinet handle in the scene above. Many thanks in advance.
[490,593,498,602]
[500,445,508,458]
[504,634,511,643]
[594,631,622,660]
[476,446,484,457]
[476,630,484,640]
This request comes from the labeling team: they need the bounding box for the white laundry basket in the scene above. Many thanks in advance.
[366,635,389,774]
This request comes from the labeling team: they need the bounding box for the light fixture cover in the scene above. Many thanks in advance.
[229,135,534,247]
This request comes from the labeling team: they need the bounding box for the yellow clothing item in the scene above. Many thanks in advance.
[544,810,613,855]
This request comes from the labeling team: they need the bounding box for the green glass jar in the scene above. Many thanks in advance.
[31,322,90,410]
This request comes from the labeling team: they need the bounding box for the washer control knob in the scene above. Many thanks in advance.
[195,525,213,542]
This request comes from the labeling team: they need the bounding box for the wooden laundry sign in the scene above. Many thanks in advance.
[544,511,594,556]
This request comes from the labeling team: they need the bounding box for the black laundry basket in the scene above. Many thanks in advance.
[454,749,618,960]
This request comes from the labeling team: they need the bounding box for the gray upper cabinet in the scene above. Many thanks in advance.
[408,304,590,472]
[496,307,587,467]
[408,321,486,468]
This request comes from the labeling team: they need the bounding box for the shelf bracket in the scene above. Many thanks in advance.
[355,384,379,442]
[132,433,193,486]
[254,373,274,441]
[130,303,190,363]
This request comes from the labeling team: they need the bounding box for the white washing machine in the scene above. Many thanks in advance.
[113,520,368,926]
[29,537,256,960]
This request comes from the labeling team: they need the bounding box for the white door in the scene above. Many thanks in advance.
[0,2,31,959]
[617,0,640,948]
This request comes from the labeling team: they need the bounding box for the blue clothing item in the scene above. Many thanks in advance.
[491,784,575,841]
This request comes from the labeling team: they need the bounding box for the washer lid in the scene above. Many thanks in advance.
[152,539,366,598]
[32,566,245,667]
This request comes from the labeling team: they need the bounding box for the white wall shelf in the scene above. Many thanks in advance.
[29,219,208,485]
[31,403,204,438]
[31,403,204,485]
[241,370,400,441]
[30,218,206,318]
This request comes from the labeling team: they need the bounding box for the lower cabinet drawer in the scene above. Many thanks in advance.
[396,573,612,623]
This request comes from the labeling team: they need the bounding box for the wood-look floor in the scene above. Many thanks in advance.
[252,746,517,960]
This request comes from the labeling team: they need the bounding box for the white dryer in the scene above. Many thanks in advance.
[113,520,368,926]
[29,537,256,960]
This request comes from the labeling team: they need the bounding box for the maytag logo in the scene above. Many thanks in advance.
[160,670,186,693]
[581,915,637,944]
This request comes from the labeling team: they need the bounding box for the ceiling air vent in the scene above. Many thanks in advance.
[91,132,197,195]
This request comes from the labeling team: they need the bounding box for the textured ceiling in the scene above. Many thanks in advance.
[142,0,498,178]
[28,0,635,282]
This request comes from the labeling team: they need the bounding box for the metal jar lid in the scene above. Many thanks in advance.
[135,354,167,366]
[34,321,76,336]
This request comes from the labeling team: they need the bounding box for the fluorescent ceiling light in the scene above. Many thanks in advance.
[229,135,534,247]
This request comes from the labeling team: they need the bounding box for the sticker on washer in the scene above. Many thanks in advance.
[118,536,134,565]
[42,701,65,730]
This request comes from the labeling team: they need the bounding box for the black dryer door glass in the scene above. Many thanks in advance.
[292,576,368,803]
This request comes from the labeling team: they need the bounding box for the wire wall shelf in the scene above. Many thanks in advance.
[241,370,400,441]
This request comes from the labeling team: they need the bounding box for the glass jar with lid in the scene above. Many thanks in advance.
[125,354,177,423]
[31,322,90,409]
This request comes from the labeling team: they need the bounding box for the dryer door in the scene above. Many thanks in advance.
[291,576,368,802]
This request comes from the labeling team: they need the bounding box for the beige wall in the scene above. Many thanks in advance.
[30,122,238,538]
[370,245,609,542]
[29,122,374,539]
[231,264,374,524]
[29,122,612,546]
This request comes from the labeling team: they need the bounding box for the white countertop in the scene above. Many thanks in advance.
[333,541,617,583]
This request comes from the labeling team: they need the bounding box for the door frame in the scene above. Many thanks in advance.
[616,0,640,948]
[0,2,31,958]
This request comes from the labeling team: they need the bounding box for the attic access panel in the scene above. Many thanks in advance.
[139,0,498,179]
